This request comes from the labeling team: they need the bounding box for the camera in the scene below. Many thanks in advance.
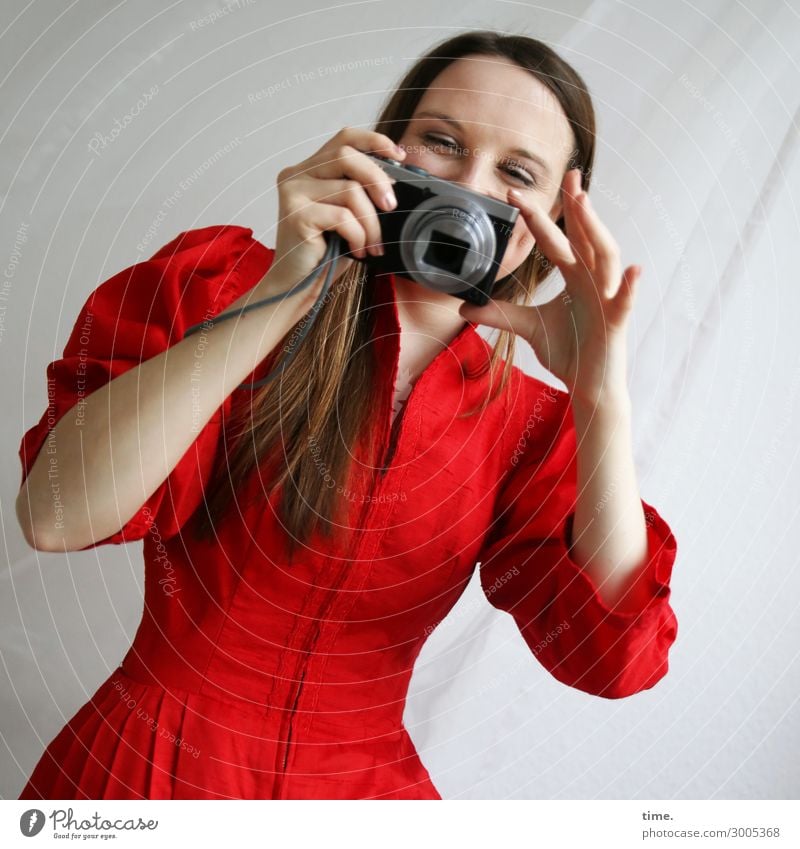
[348,153,519,306]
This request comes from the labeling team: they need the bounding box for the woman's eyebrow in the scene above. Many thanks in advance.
[412,109,553,179]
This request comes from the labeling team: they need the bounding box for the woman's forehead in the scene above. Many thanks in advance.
[425,56,562,110]
[412,56,574,163]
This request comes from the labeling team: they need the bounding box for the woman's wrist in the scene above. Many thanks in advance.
[252,267,317,325]
[255,254,357,326]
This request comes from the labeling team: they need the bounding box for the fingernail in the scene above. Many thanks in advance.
[394,144,405,157]
[383,192,397,210]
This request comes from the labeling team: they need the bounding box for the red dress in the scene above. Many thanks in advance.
[17,224,679,800]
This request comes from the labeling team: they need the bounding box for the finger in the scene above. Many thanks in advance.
[301,177,384,254]
[576,193,620,278]
[299,202,368,259]
[563,174,595,272]
[328,127,407,163]
[614,264,641,308]
[507,188,577,269]
[310,144,399,214]
[457,296,537,340]
[276,134,394,185]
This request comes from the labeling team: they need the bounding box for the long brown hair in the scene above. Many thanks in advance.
[189,29,596,556]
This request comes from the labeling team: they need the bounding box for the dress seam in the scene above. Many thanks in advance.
[299,367,426,742]
[195,234,275,692]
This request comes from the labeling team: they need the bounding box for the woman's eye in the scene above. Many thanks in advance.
[422,133,459,152]
[503,163,536,187]
[420,133,536,188]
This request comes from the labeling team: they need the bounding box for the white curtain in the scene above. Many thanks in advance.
[3,0,798,799]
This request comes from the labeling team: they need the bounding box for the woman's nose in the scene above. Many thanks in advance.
[449,157,501,201]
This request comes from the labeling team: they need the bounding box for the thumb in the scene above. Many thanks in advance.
[458,298,532,338]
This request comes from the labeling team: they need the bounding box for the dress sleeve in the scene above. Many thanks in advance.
[477,384,679,699]
[18,224,269,550]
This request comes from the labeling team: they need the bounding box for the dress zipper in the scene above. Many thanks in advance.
[277,612,324,787]
[281,664,307,773]
[277,381,402,791]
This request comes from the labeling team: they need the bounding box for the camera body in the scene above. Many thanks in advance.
[352,153,519,306]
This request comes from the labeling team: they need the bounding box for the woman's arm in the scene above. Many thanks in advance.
[569,378,653,615]
[461,170,658,616]
[16,265,304,553]
[475,382,678,699]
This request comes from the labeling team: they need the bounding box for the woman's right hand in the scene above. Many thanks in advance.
[264,126,405,315]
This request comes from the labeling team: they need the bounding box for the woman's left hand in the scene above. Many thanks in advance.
[458,169,641,408]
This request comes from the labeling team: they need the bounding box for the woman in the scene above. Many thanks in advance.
[16,30,678,800]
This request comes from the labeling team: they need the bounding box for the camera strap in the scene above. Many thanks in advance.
[183,232,346,390]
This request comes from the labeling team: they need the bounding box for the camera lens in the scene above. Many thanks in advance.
[423,231,470,274]
[399,194,496,293]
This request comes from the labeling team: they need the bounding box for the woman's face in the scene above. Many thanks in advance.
[396,54,577,283]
